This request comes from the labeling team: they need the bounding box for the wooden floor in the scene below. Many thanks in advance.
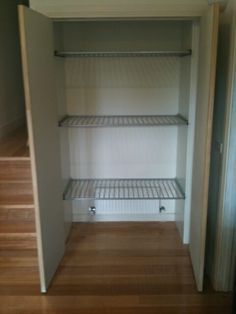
[0,222,232,313]
[0,127,29,157]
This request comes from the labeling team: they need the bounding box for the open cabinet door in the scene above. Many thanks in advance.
[190,3,219,291]
[18,5,65,292]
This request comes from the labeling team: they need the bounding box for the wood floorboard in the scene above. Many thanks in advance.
[0,127,29,158]
[0,222,232,313]
[0,207,35,222]
[0,309,232,314]
[0,295,232,314]
[0,233,37,250]
[55,264,194,277]
[0,182,33,205]
[0,222,36,233]
[0,159,31,181]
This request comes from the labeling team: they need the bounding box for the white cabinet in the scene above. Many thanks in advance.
[18,3,219,293]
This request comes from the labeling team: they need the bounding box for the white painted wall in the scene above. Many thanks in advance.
[175,24,192,239]
[175,22,199,243]
[54,24,73,239]
[0,1,26,138]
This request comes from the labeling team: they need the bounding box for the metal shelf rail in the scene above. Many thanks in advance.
[55,50,192,58]
[59,114,188,128]
[63,178,185,201]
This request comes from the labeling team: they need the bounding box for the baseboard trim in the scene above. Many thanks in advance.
[73,213,175,222]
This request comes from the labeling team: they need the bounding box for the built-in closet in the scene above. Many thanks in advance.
[18,3,219,293]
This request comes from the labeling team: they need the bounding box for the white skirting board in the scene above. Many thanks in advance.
[70,199,177,222]
[74,213,175,222]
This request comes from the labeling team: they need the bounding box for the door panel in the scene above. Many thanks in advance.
[18,5,65,292]
[190,3,219,291]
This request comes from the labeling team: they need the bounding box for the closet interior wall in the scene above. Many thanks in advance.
[54,24,72,238]
[176,23,198,241]
[53,20,196,240]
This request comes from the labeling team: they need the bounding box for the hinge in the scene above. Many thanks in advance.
[216,141,224,154]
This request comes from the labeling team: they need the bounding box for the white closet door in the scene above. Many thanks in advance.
[18,5,65,292]
[190,3,219,291]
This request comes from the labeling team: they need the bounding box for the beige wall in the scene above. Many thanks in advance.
[0,0,26,138]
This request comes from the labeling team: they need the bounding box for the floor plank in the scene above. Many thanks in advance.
[0,127,29,158]
[0,159,31,181]
[0,182,33,205]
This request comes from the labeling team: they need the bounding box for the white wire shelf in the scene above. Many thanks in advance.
[55,50,192,58]
[59,115,188,128]
[63,178,185,201]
